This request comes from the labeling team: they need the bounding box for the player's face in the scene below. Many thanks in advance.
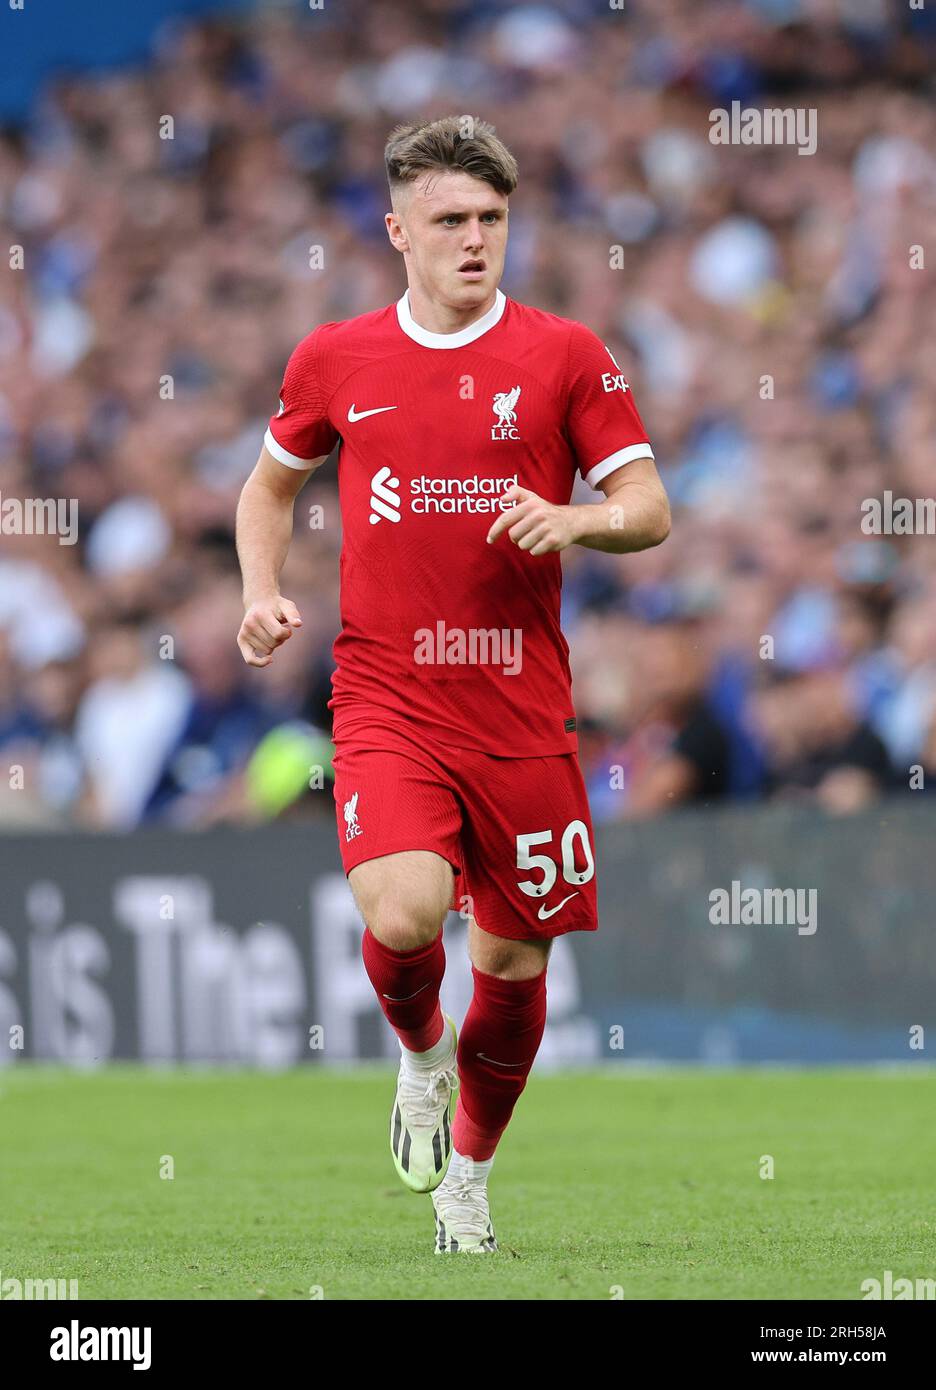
[390,170,508,309]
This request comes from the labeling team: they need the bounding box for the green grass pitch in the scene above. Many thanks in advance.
[2,1066,933,1300]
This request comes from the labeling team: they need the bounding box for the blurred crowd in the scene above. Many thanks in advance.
[1,0,936,830]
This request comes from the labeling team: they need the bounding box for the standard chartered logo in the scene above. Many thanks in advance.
[369,466,402,524]
[368,470,518,525]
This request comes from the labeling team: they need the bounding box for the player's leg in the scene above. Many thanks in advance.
[334,743,463,1192]
[432,749,597,1251]
[351,848,452,1052]
[453,922,551,1159]
[432,925,549,1253]
[351,852,460,1193]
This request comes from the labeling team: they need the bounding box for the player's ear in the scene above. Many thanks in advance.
[385,209,408,253]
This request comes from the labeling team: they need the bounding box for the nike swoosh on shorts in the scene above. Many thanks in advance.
[537,891,580,920]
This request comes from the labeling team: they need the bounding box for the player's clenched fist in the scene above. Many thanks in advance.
[486,484,579,555]
[237,595,302,668]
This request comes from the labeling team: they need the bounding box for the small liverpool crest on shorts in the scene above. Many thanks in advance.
[344,791,362,841]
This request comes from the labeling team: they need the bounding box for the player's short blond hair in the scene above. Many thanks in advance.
[385,116,519,199]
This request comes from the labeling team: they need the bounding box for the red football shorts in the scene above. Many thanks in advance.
[332,723,598,941]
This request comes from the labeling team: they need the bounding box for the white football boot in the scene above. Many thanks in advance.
[432,1153,498,1253]
[390,1015,458,1193]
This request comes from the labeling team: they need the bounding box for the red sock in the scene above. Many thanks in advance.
[452,965,548,1161]
[361,928,445,1053]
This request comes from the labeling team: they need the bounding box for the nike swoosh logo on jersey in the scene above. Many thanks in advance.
[347,403,397,422]
[537,892,580,921]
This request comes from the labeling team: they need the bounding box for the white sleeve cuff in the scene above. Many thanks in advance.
[583,443,654,489]
[264,426,317,471]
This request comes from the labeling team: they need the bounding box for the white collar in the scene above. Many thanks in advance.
[396,287,506,348]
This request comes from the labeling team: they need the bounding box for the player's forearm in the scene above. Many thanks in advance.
[570,480,671,554]
[235,475,296,605]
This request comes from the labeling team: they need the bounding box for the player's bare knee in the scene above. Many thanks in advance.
[469,928,551,980]
[365,902,445,952]
[478,956,548,982]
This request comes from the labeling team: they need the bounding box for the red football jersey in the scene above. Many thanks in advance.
[265,289,654,757]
